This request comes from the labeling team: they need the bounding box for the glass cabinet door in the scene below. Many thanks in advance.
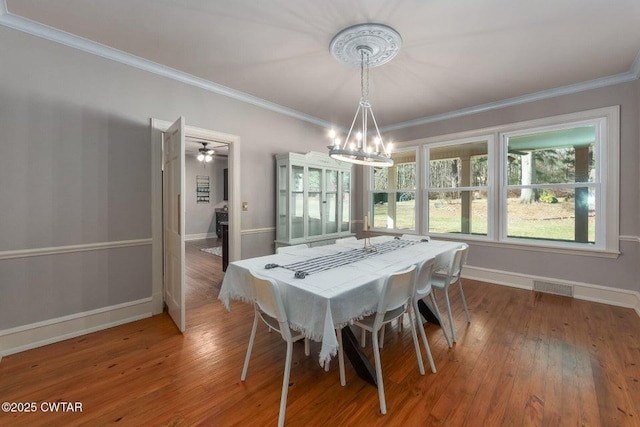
[341,171,351,232]
[308,167,322,236]
[291,166,305,239]
[278,164,288,240]
[325,170,338,234]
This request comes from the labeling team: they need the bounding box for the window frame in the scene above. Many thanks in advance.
[500,119,606,249]
[423,134,495,240]
[385,106,619,257]
[365,146,420,233]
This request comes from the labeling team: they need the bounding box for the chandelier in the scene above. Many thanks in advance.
[197,142,214,162]
[327,23,402,168]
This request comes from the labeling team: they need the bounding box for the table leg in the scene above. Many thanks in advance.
[340,325,377,386]
[417,299,441,326]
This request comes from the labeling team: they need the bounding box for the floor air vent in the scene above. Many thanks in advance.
[533,280,573,297]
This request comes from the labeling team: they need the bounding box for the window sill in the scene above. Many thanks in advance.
[432,235,620,259]
[370,230,620,259]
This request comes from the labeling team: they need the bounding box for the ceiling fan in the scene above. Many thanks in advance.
[197,142,215,162]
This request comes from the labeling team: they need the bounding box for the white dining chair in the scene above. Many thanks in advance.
[241,271,309,427]
[344,265,425,415]
[276,243,309,254]
[381,257,452,350]
[411,259,444,373]
[430,243,470,343]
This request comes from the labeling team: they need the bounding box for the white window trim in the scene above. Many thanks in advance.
[393,105,619,257]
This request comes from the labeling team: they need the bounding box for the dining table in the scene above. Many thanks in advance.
[218,235,464,384]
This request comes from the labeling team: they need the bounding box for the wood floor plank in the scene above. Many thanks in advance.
[2,244,639,427]
[580,299,639,426]
[465,291,531,425]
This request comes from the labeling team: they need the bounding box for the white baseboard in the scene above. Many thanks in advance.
[0,298,153,357]
[463,265,640,317]
[241,227,276,235]
[185,232,218,241]
[152,290,164,315]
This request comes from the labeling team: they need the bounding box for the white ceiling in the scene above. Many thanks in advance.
[4,1,640,131]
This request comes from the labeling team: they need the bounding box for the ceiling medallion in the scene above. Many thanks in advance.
[330,23,402,68]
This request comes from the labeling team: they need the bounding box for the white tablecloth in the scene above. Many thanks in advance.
[218,236,463,365]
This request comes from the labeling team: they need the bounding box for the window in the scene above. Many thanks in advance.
[370,148,418,231]
[417,106,619,254]
[503,124,599,244]
[425,137,491,236]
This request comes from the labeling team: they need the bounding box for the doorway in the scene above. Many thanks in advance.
[150,118,241,329]
[184,136,228,319]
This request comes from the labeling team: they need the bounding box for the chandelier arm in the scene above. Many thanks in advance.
[367,107,387,152]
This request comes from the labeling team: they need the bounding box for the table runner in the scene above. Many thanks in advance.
[266,238,423,278]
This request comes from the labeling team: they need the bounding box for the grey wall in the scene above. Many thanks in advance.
[1,23,636,335]
[185,155,227,236]
[0,27,325,330]
[374,80,640,292]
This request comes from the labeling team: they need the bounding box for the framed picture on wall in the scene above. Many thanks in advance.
[197,175,210,203]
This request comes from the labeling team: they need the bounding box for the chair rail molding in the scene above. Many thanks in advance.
[0,238,152,260]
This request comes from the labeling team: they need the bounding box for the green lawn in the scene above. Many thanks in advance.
[373,198,595,242]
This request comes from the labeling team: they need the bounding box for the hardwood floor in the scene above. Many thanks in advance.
[1,251,639,426]
[184,238,224,313]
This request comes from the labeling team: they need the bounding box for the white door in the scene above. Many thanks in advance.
[163,117,186,332]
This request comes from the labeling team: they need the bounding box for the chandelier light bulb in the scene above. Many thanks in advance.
[356,132,362,141]
[349,142,355,150]
[197,153,205,161]
[334,138,341,147]
[205,155,212,162]
[329,129,336,139]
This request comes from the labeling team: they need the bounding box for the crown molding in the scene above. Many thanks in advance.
[0,12,332,129]
[0,8,638,134]
[381,69,639,132]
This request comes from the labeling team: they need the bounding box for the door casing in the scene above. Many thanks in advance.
[151,118,241,315]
